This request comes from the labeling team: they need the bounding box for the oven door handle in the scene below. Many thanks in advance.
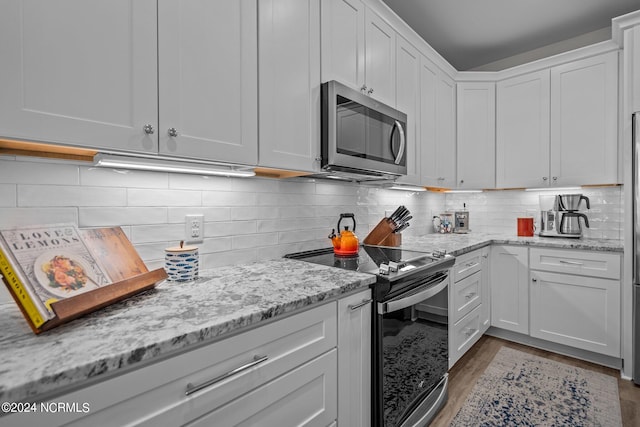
[379,275,448,314]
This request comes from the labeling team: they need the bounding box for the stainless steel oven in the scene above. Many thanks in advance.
[374,267,450,427]
[285,246,454,426]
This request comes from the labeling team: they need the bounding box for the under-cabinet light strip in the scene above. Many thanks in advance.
[93,154,256,177]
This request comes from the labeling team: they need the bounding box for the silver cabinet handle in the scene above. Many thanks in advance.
[464,292,476,300]
[143,124,155,135]
[168,127,179,137]
[559,260,584,266]
[185,355,268,396]
[360,85,367,93]
[367,88,374,95]
[348,299,372,311]
[543,177,548,181]
[552,176,558,181]
[391,120,406,165]
[532,277,537,282]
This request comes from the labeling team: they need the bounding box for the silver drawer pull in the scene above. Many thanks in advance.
[465,292,476,300]
[348,299,372,311]
[185,355,268,396]
[559,260,584,266]
[463,328,476,337]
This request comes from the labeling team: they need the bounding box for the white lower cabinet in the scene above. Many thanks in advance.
[449,248,489,367]
[337,290,372,427]
[5,303,339,427]
[490,245,529,335]
[529,248,621,357]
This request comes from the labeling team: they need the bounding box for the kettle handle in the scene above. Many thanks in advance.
[580,195,591,210]
[337,213,356,232]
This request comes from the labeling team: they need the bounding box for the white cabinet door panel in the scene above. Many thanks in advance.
[0,0,158,153]
[395,36,421,185]
[338,290,371,427]
[490,245,529,334]
[364,9,396,106]
[457,82,495,189]
[550,51,618,186]
[158,0,258,164]
[320,0,365,89]
[496,70,550,188]
[259,0,321,172]
[530,271,620,357]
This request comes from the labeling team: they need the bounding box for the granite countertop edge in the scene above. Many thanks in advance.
[0,258,376,403]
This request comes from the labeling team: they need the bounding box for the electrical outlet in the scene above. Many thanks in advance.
[185,214,204,243]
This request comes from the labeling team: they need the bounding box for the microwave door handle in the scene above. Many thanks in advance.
[391,120,406,165]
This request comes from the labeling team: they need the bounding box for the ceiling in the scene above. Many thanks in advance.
[381,0,640,71]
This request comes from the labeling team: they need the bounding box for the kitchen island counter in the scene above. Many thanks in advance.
[401,232,623,256]
[0,258,376,403]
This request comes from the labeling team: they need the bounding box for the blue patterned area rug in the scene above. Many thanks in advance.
[450,347,622,426]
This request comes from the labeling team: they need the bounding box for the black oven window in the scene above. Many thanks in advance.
[382,305,448,426]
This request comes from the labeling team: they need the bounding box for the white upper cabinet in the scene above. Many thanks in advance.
[364,9,397,106]
[496,50,618,188]
[0,0,158,154]
[456,82,496,189]
[496,70,551,188]
[550,51,618,186]
[421,58,456,189]
[258,0,321,172]
[158,0,258,165]
[0,0,258,166]
[320,0,365,91]
[321,0,396,106]
[395,36,421,185]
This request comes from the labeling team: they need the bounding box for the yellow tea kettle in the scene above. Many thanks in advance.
[329,213,359,256]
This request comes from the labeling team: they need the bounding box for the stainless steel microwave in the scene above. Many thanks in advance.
[321,80,407,180]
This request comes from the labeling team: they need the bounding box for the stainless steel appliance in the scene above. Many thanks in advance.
[285,246,455,426]
[539,194,590,238]
[633,112,640,385]
[320,80,407,181]
[454,210,469,233]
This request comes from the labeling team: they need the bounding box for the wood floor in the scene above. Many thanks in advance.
[430,335,640,427]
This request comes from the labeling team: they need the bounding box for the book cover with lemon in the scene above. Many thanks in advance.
[0,224,111,317]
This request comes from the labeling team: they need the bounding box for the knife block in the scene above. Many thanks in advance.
[364,219,400,246]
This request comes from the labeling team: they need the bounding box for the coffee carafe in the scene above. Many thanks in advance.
[539,194,590,238]
[557,194,590,237]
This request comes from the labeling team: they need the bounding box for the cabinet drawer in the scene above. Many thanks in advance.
[452,270,481,324]
[453,250,483,282]
[10,303,337,427]
[451,305,482,366]
[164,350,337,427]
[529,248,620,279]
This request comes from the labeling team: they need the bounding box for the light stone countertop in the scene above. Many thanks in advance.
[401,232,623,256]
[0,232,623,404]
[0,258,376,403]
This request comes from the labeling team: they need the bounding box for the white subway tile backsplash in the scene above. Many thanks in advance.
[18,185,127,207]
[130,224,185,244]
[79,207,168,227]
[205,220,257,237]
[80,167,169,189]
[0,207,78,228]
[128,188,201,207]
[202,191,257,207]
[232,233,279,250]
[0,159,79,185]
[0,185,16,207]
[0,157,623,271]
[167,207,231,223]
